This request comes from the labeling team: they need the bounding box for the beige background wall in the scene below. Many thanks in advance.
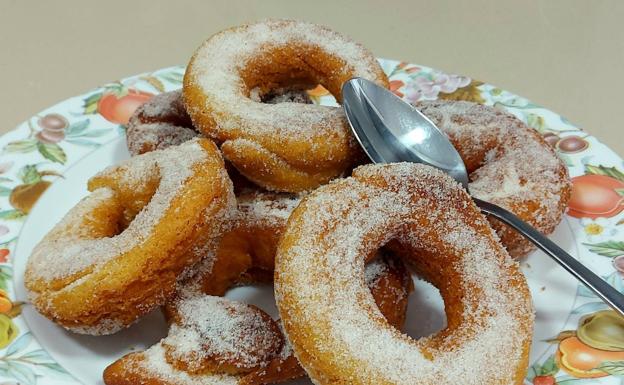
[1,0,622,154]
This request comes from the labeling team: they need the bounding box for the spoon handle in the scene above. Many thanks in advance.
[474,197,624,318]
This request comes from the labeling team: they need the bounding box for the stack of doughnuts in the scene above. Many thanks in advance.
[24,19,572,385]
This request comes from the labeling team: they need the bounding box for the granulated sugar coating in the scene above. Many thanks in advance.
[24,138,236,335]
[236,191,301,227]
[416,100,571,257]
[126,90,200,155]
[183,19,389,192]
[275,162,534,385]
[27,139,208,282]
[163,296,283,373]
[112,344,240,385]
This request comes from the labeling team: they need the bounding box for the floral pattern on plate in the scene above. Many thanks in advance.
[0,60,620,384]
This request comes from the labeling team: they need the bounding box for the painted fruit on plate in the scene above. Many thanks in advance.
[567,174,624,218]
[97,89,153,125]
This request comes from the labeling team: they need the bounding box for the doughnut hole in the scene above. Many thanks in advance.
[240,44,348,104]
[275,163,533,384]
[25,139,235,334]
[88,165,160,229]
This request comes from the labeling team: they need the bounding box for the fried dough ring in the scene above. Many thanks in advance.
[183,19,389,192]
[126,90,199,156]
[274,162,534,385]
[125,88,313,157]
[416,100,571,257]
[24,138,235,335]
[103,192,413,385]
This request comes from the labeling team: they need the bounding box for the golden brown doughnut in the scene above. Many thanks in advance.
[102,254,411,385]
[239,253,413,385]
[183,19,389,192]
[275,162,534,385]
[416,100,571,257]
[125,88,313,157]
[126,90,199,156]
[24,138,235,335]
[102,191,412,385]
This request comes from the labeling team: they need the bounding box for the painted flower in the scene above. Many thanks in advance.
[403,72,471,103]
[580,217,618,242]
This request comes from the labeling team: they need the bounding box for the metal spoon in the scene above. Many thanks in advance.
[342,77,624,317]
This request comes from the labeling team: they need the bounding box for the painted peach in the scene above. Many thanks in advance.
[568,174,624,218]
[97,89,153,125]
[556,336,624,378]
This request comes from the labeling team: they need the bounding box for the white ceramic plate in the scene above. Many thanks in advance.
[0,59,621,384]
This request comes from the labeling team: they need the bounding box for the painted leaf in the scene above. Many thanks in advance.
[616,188,624,197]
[539,355,559,376]
[65,138,101,147]
[0,362,9,377]
[525,113,547,132]
[572,301,609,314]
[583,241,624,257]
[37,142,66,164]
[4,140,37,153]
[19,165,41,184]
[5,332,31,357]
[82,92,103,114]
[0,210,25,220]
[19,349,54,362]
[6,361,36,385]
[0,266,13,291]
[597,360,624,375]
[39,362,71,377]
[141,75,165,93]
[160,71,184,84]
[64,119,90,137]
[102,83,128,98]
[585,164,624,182]
[0,186,11,197]
[527,354,559,381]
[78,128,111,138]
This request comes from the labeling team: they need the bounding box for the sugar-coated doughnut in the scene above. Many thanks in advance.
[24,138,235,335]
[126,90,199,156]
[102,191,413,385]
[416,100,571,257]
[125,88,313,157]
[183,19,389,192]
[102,255,412,385]
[275,162,534,385]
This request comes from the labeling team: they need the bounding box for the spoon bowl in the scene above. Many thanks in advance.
[342,77,624,317]
[343,78,469,188]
